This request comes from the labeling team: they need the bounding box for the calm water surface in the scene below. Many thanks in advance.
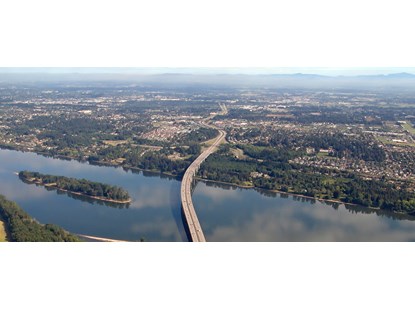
[0,149,186,241]
[193,181,415,241]
[1,149,415,241]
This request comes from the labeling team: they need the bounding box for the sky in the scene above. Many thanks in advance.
[1,67,415,76]
[1,1,415,69]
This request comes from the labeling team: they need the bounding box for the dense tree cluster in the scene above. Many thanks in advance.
[177,127,218,144]
[199,151,415,214]
[0,194,80,242]
[24,117,113,148]
[91,144,130,161]
[199,153,256,185]
[127,152,192,176]
[86,140,203,176]
[172,143,201,156]
[19,171,130,202]
[238,144,301,162]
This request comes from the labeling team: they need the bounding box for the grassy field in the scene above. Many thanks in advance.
[402,122,415,135]
[103,140,129,146]
[376,135,415,147]
[230,147,247,160]
[317,151,330,158]
[201,136,220,147]
[0,220,7,242]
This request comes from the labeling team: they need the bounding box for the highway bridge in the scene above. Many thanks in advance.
[180,104,227,242]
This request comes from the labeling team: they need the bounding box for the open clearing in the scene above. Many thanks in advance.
[0,220,7,242]
[103,140,129,146]
[402,122,415,135]
[230,147,248,160]
[201,136,219,147]
[376,135,415,147]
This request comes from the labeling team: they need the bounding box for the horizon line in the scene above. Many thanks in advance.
[1,67,415,77]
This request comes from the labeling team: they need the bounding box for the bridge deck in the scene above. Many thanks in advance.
[180,128,226,242]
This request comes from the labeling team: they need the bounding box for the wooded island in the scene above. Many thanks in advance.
[19,171,131,204]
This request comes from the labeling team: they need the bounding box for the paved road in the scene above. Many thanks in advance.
[180,105,227,242]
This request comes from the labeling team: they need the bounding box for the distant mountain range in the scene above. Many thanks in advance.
[1,71,415,92]
[358,72,415,79]
[1,67,415,78]
[268,72,415,79]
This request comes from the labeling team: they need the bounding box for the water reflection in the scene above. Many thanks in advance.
[64,191,129,209]
[131,185,174,209]
[0,148,186,241]
[0,175,51,201]
[3,148,415,241]
[207,207,415,242]
[344,204,415,221]
[193,181,415,241]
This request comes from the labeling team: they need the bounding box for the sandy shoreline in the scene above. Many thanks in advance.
[77,234,128,242]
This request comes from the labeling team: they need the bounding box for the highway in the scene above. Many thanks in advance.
[180,104,227,242]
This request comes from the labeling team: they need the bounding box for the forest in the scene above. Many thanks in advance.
[177,127,218,144]
[198,148,415,214]
[19,171,131,202]
[0,194,80,242]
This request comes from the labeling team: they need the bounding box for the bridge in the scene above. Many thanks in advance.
[180,104,227,242]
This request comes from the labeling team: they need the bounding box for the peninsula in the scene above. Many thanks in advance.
[19,171,131,204]
[0,194,80,242]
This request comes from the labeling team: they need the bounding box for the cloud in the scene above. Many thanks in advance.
[198,190,415,241]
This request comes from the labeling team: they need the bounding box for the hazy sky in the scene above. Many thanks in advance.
[1,67,415,76]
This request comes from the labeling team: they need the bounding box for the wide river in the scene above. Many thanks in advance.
[1,149,415,241]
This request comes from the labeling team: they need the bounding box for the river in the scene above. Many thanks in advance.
[1,148,415,241]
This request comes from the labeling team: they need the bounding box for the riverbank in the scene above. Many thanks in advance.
[0,149,185,242]
[195,176,415,219]
[5,147,358,210]
[20,177,132,205]
[3,146,410,217]
[195,177,375,211]
[1,145,184,178]
[2,145,184,179]
[74,159,182,179]
[2,146,415,242]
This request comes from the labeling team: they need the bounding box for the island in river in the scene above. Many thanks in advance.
[19,171,132,204]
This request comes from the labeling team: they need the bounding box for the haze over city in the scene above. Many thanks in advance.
[1,67,415,76]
